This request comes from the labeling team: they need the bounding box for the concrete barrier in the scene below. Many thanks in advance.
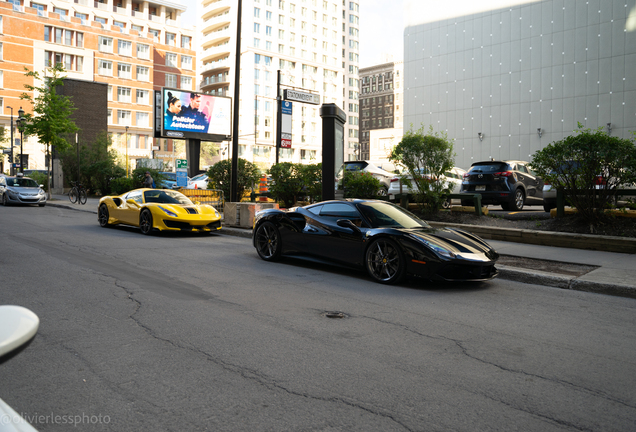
[225,202,279,228]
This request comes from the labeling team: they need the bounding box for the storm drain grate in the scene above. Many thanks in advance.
[324,311,347,319]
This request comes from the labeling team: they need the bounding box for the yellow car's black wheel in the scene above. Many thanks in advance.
[140,209,154,235]
[98,204,110,227]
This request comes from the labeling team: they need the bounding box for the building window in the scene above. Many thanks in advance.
[165,74,177,87]
[166,53,177,67]
[98,60,113,76]
[118,40,132,56]
[165,32,176,46]
[136,89,149,105]
[148,29,159,42]
[181,35,192,49]
[118,110,131,126]
[136,66,150,81]
[254,23,260,33]
[266,26,272,36]
[137,43,150,59]
[181,56,192,70]
[99,36,113,53]
[180,76,192,90]
[136,112,149,127]
[254,7,260,17]
[117,87,131,103]
[118,63,132,79]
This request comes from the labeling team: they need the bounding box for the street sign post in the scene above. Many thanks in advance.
[176,159,188,188]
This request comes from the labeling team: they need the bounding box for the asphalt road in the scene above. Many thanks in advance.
[1,205,635,431]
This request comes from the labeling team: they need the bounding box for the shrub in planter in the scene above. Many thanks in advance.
[342,171,382,199]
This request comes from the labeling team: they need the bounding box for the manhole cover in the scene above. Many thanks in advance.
[324,311,347,319]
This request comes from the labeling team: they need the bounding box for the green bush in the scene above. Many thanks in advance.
[342,171,382,199]
[28,171,48,191]
[206,158,261,201]
[109,177,136,195]
[531,123,636,226]
[299,163,322,203]
[268,162,305,208]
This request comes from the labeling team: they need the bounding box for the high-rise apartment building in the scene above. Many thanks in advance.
[359,60,403,161]
[0,0,196,172]
[197,0,360,169]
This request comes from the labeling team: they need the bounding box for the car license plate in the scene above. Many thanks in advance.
[476,185,486,191]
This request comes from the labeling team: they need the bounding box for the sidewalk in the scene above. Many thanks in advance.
[47,195,636,299]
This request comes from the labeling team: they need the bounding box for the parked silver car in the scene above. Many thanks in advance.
[342,161,397,196]
[388,167,466,208]
[0,174,47,207]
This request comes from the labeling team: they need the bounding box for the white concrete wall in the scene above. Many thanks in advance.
[403,0,636,170]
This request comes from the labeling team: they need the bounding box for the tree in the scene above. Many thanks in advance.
[389,125,456,213]
[19,63,78,196]
[206,158,260,202]
[59,132,125,195]
[531,123,636,227]
[299,163,322,203]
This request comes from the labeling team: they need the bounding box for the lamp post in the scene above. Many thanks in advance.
[17,107,25,173]
[125,126,129,178]
[6,106,13,175]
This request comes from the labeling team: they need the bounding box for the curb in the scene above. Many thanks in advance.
[497,265,636,299]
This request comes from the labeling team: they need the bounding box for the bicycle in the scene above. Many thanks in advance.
[69,181,88,205]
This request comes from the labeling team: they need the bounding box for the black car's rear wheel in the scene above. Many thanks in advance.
[140,209,153,235]
[511,189,525,211]
[254,221,282,261]
[98,204,111,227]
[365,238,405,284]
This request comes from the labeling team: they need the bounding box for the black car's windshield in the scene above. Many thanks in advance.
[144,190,193,205]
[6,177,39,187]
[357,202,430,229]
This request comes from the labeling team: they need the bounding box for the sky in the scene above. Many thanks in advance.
[179,0,406,68]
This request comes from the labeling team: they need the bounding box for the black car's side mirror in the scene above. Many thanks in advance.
[337,219,361,233]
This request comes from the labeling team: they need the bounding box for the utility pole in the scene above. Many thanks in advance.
[7,106,13,175]
[230,0,242,203]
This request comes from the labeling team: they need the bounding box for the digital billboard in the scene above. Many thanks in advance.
[157,88,232,142]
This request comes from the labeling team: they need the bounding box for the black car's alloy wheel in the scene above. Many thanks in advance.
[365,238,405,284]
[140,209,153,235]
[98,204,110,227]
[255,221,282,261]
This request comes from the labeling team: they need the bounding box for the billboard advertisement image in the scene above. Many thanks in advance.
[159,88,232,141]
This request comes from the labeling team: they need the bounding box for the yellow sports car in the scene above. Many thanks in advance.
[98,188,222,235]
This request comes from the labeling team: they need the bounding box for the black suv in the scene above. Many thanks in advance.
[460,160,544,211]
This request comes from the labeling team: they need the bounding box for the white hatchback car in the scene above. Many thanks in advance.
[185,173,209,189]
[387,166,466,208]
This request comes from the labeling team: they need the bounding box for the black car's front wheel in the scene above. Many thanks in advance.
[365,238,405,284]
[254,221,282,261]
[139,209,154,235]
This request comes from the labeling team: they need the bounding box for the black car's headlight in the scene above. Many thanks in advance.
[426,241,456,259]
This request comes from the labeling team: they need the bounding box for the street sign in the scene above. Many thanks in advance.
[281,101,292,149]
[284,89,320,105]
[176,159,188,169]
[152,146,159,151]
[2,149,11,154]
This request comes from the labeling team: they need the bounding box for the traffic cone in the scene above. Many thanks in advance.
[259,174,268,202]
[194,183,198,189]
